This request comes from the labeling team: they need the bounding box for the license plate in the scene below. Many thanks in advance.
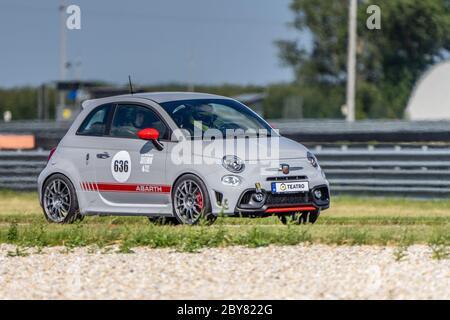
[271,181,309,193]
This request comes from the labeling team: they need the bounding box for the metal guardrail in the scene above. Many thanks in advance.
[0,150,47,190]
[4,119,450,134]
[1,146,450,197]
[5,119,450,147]
[313,146,450,197]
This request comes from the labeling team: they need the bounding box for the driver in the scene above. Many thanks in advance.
[190,104,217,133]
[133,110,146,129]
[175,103,228,136]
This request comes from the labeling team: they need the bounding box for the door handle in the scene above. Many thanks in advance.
[96,152,110,159]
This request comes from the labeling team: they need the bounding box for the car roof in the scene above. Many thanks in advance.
[80,92,234,110]
[120,92,229,103]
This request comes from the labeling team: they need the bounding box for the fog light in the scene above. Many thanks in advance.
[253,193,264,202]
[221,175,241,186]
[313,189,322,199]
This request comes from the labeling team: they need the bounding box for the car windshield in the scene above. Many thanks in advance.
[160,99,274,138]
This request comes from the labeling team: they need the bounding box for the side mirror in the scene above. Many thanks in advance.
[138,128,159,140]
[137,128,164,151]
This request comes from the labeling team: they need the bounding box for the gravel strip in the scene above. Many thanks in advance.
[0,244,449,299]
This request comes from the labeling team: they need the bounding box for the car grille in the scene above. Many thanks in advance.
[238,190,309,207]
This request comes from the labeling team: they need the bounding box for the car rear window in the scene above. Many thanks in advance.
[77,104,112,136]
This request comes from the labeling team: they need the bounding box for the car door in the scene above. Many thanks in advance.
[94,103,171,207]
[67,103,114,208]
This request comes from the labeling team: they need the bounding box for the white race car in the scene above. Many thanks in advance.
[38,92,329,225]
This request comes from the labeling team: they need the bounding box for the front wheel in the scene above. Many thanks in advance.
[172,174,217,225]
[42,174,83,224]
[299,210,320,224]
[278,210,320,224]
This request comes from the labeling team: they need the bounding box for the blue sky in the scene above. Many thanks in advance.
[0,0,310,88]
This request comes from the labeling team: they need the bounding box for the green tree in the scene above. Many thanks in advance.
[277,0,450,119]
[0,87,57,121]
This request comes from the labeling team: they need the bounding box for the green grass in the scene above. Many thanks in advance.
[0,190,449,251]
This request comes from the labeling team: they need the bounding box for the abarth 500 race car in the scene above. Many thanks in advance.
[38,92,330,225]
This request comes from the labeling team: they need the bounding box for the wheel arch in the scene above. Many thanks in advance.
[170,171,217,224]
[170,171,215,210]
[40,171,84,224]
[40,172,77,203]
[171,171,209,198]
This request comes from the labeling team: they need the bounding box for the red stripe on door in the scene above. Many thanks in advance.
[81,182,171,193]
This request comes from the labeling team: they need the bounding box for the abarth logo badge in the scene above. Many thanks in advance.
[280,164,290,174]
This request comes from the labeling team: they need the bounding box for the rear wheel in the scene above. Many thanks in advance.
[42,174,83,224]
[172,174,217,225]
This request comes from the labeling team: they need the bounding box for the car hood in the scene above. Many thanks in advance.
[182,136,309,161]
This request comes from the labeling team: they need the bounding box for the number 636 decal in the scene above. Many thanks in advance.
[111,151,131,182]
[113,160,129,173]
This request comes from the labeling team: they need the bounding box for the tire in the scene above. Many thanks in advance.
[278,210,320,224]
[299,210,320,224]
[172,174,217,225]
[278,213,298,225]
[148,216,179,225]
[41,174,83,224]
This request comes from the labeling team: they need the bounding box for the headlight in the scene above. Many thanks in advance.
[221,175,241,186]
[307,151,318,168]
[222,155,245,173]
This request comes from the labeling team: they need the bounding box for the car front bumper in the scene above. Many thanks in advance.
[203,159,330,216]
[232,184,330,217]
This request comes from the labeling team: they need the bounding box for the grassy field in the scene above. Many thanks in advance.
[1,190,449,253]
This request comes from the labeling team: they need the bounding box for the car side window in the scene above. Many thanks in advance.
[77,104,112,136]
[110,104,169,139]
